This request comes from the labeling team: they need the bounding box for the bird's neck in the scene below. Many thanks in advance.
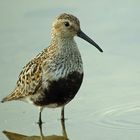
[50,36,78,54]
[43,36,83,78]
[51,35,74,45]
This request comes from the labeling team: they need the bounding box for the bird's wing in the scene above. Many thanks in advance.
[2,57,43,102]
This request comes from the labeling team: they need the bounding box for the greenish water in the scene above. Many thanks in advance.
[0,0,140,140]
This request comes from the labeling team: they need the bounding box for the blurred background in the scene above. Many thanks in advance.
[0,0,140,140]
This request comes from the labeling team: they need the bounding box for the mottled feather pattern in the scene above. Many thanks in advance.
[2,38,83,102]
[1,13,103,124]
[1,13,84,104]
[2,49,46,101]
[2,58,42,101]
[57,13,80,27]
[1,13,102,110]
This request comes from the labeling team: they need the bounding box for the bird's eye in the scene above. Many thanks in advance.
[64,22,70,27]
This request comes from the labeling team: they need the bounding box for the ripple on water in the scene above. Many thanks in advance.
[91,103,140,130]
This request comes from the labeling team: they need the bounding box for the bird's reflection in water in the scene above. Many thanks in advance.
[3,119,68,140]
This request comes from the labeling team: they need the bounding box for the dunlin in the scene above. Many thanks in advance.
[1,13,103,124]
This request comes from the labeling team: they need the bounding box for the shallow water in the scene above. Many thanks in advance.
[0,0,140,140]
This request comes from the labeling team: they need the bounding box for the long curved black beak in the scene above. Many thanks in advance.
[77,29,103,52]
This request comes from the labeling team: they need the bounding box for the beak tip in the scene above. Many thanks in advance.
[100,49,103,53]
[77,30,103,53]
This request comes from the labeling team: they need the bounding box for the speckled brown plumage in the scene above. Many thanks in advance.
[1,13,103,123]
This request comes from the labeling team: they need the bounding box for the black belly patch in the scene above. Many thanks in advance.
[34,71,83,106]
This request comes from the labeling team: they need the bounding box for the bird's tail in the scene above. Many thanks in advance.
[1,96,13,103]
[1,89,20,103]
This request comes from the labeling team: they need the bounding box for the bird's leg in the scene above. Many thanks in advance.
[37,107,44,136]
[61,106,65,121]
[61,115,68,138]
[37,107,43,126]
[60,106,68,138]
[39,111,43,125]
[38,119,43,137]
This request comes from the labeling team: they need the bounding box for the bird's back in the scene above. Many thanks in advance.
[2,38,83,107]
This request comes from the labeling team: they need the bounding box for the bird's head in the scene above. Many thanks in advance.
[51,13,103,52]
